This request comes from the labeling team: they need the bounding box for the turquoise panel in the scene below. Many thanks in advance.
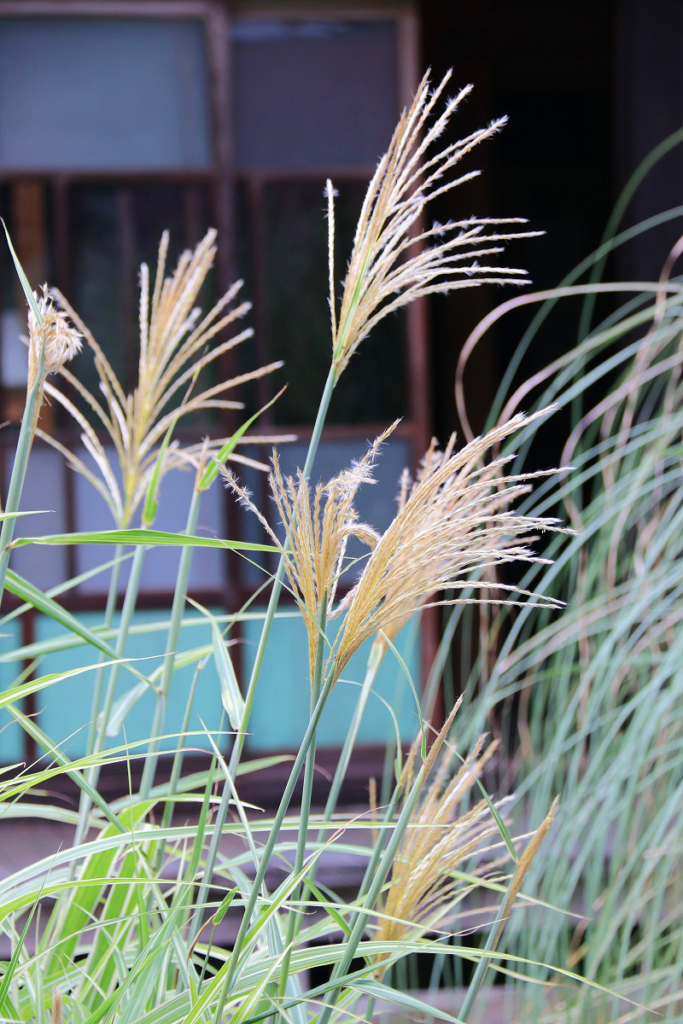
[0,618,26,764]
[242,610,420,752]
[35,609,224,760]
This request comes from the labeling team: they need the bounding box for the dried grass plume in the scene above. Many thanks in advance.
[334,408,571,674]
[225,425,395,684]
[26,286,82,438]
[42,229,282,526]
[375,735,506,959]
[327,70,540,374]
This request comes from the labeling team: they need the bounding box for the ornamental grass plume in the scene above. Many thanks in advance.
[41,228,282,526]
[334,408,571,674]
[374,734,506,961]
[327,69,541,373]
[225,424,395,684]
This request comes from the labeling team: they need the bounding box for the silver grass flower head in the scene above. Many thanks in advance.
[27,285,82,390]
[375,735,508,955]
[41,229,282,527]
[334,408,571,674]
[225,424,395,686]
[327,70,541,374]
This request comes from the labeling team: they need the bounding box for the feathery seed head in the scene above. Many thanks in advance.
[328,71,540,374]
[27,286,82,390]
[230,410,569,689]
[376,734,509,954]
[334,408,571,674]
[41,230,282,526]
[226,424,396,685]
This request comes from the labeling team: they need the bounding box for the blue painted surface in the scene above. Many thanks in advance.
[9,605,421,763]
[0,619,27,764]
[35,610,224,760]
[242,610,420,752]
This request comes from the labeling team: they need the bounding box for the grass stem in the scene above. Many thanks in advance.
[278,591,329,998]
[0,359,44,608]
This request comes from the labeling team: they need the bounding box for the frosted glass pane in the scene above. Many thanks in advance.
[0,620,25,764]
[73,445,128,594]
[153,467,226,592]
[0,19,210,169]
[67,182,212,380]
[36,609,224,759]
[233,19,398,171]
[73,451,226,594]
[242,613,420,752]
[6,445,67,590]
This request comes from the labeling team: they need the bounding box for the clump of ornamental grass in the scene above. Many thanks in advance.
[0,67,594,1024]
[327,69,541,376]
[367,705,556,1003]
[42,228,282,526]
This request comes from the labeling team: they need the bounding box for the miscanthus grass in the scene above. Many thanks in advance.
[443,146,683,1020]
[0,69,643,1024]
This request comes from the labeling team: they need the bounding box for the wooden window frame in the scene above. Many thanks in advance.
[0,0,435,798]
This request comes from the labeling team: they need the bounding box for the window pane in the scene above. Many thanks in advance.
[5,446,68,591]
[0,19,211,170]
[232,19,398,172]
[72,452,227,596]
[238,179,406,425]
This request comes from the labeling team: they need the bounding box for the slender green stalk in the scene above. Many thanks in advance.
[46,544,126,978]
[457,888,510,1021]
[278,592,328,998]
[84,542,147,794]
[352,775,403,921]
[160,658,206,836]
[193,362,338,932]
[73,545,124,846]
[212,663,337,1020]
[0,353,44,608]
[320,639,383,833]
[306,637,384,886]
[139,487,201,802]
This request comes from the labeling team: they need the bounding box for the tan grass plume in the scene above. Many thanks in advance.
[375,734,508,960]
[229,409,570,686]
[334,408,571,674]
[225,424,395,684]
[41,229,282,526]
[26,286,82,438]
[327,70,541,373]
